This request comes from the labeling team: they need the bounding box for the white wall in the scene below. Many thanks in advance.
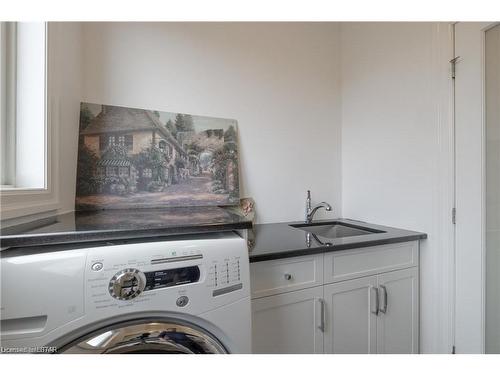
[81,22,342,223]
[340,22,454,353]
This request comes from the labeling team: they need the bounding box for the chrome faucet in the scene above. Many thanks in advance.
[305,232,333,248]
[305,190,332,223]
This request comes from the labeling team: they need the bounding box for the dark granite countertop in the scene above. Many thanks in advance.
[248,219,427,262]
[0,207,253,249]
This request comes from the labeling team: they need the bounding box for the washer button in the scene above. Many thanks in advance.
[91,262,103,271]
[176,296,189,307]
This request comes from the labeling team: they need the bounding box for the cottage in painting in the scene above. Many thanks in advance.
[81,105,189,191]
[76,103,240,210]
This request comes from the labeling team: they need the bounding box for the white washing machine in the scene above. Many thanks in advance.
[0,232,251,353]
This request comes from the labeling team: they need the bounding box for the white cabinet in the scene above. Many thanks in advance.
[323,241,418,284]
[376,268,419,354]
[250,241,420,354]
[323,276,378,353]
[252,286,324,354]
[250,254,323,299]
[322,268,419,354]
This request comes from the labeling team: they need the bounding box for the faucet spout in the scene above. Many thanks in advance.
[318,202,333,212]
[305,191,333,223]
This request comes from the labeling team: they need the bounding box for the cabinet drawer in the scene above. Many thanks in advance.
[324,241,419,284]
[250,254,323,298]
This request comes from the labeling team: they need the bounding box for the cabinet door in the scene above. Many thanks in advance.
[251,286,324,353]
[376,268,419,353]
[324,276,378,353]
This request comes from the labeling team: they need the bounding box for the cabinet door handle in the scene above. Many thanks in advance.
[284,273,292,281]
[371,286,379,315]
[317,298,325,332]
[379,285,388,314]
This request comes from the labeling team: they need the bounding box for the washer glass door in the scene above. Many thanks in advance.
[60,321,228,354]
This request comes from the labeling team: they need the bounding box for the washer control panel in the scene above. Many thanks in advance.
[207,256,245,297]
[144,266,200,291]
[108,268,145,301]
[108,266,201,300]
[86,234,250,313]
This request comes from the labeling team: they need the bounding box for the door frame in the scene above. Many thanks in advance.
[454,21,499,354]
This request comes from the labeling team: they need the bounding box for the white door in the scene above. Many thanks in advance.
[484,24,500,354]
[323,276,378,354]
[376,268,419,354]
[251,286,324,354]
[454,21,499,354]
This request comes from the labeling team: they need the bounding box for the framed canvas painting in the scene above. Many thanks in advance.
[75,103,240,210]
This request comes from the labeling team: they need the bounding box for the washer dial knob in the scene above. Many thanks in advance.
[109,268,145,300]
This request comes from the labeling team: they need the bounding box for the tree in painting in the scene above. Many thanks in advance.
[132,145,170,192]
[76,144,101,195]
[210,125,238,199]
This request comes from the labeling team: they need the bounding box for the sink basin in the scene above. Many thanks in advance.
[290,221,384,239]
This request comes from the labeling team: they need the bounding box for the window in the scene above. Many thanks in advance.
[117,134,133,150]
[99,135,106,150]
[100,134,133,151]
[0,22,46,190]
[106,166,118,176]
[125,134,133,151]
[118,166,129,177]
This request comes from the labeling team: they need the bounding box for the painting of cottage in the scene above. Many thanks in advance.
[75,103,240,210]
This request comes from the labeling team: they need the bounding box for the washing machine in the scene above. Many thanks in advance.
[0,232,251,353]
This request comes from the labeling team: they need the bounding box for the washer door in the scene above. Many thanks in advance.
[60,321,228,354]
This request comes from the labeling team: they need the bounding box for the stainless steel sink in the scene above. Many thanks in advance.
[290,221,384,239]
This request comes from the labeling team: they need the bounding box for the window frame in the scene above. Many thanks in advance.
[1,22,47,191]
[0,22,58,221]
[0,22,17,188]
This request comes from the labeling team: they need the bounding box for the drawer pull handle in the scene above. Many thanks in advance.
[284,273,292,281]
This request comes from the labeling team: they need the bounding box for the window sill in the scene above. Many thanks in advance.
[1,186,47,193]
[0,187,59,221]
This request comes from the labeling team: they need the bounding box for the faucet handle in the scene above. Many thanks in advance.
[307,190,311,199]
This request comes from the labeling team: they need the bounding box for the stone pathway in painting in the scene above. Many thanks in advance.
[76,172,231,209]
